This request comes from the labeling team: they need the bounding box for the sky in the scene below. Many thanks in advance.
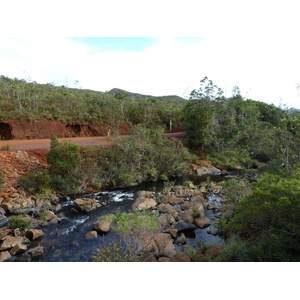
[1,36,300,108]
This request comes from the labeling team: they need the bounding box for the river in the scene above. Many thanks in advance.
[11,171,251,262]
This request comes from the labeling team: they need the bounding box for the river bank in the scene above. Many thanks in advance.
[0,148,254,262]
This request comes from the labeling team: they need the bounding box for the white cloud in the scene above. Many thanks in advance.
[0,37,300,108]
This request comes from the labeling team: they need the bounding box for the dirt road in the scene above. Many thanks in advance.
[0,132,184,151]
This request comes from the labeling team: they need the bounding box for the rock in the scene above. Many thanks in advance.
[138,252,158,262]
[15,252,31,262]
[55,204,62,212]
[195,251,207,262]
[175,233,187,245]
[152,233,176,258]
[181,209,194,224]
[0,251,11,262]
[194,217,211,229]
[172,221,196,233]
[191,203,205,218]
[197,167,221,176]
[169,229,178,238]
[172,252,191,262]
[26,246,44,260]
[25,229,45,241]
[85,231,98,240]
[158,257,172,262]
[204,245,222,259]
[72,198,100,213]
[40,210,57,221]
[0,208,9,227]
[191,195,206,204]
[206,227,219,236]
[1,197,36,214]
[0,235,30,251]
[161,195,184,205]
[93,219,112,233]
[157,203,173,214]
[132,191,157,211]
[158,213,175,227]
[10,243,27,255]
[0,227,12,240]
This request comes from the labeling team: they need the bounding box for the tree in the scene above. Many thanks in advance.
[183,99,213,150]
[47,136,81,174]
[189,76,224,101]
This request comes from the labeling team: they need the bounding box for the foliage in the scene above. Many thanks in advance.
[20,127,195,195]
[92,240,138,262]
[106,210,160,234]
[0,75,185,130]
[10,216,31,229]
[221,171,300,261]
[47,136,81,174]
[183,77,299,171]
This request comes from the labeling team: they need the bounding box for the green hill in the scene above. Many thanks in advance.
[108,88,185,101]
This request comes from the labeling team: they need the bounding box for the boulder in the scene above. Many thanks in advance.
[1,197,36,214]
[152,233,176,258]
[204,246,222,261]
[191,195,207,204]
[158,213,175,228]
[0,227,12,240]
[138,252,158,262]
[194,217,211,229]
[10,243,27,255]
[158,257,172,262]
[172,221,196,233]
[191,203,205,218]
[85,231,98,240]
[132,191,157,211]
[181,209,194,224]
[0,207,9,227]
[25,229,45,241]
[197,167,221,176]
[41,210,57,221]
[206,227,219,236]
[172,252,191,262]
[94,219,112,233]
[0,235,30,251]
[26,246,44,260]
[157,203,173,214]
[175,233,187,245]
[72,198,100,213]
[161,194,184,205]
[0,251,11,262]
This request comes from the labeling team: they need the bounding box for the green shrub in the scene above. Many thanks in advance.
[92,240,137,262]
[10,216,31,229]
[223,170,300,261]
[47,136,81,174]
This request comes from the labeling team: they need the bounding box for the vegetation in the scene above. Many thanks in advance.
[4,73,300,262]
[92,240,137,262]
[18,126,195,195]
[10,216,31,229]
[0,75,185,131]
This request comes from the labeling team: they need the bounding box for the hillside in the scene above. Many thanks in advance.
[108,88,186,101]
[0,75,185,131]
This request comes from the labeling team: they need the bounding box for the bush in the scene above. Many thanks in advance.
[47,136,81,174]
[222,170,300,261]
[10,216,31,229]
[92,240,137,262]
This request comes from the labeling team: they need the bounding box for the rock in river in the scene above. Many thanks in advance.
[72,198,101,213]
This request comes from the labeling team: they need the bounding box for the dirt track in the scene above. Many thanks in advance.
[0,132,184,151]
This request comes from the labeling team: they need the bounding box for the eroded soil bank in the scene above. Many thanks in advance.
[0,120,131,140]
